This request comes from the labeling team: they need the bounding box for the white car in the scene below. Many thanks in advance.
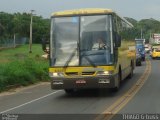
[144,44,150,53]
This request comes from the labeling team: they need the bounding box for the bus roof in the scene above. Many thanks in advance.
[51,8,133,27]
[52,8,114,17]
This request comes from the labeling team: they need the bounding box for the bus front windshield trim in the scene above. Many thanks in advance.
[50,15,114,67]
[51,17,79,67]
[80,15,114,66]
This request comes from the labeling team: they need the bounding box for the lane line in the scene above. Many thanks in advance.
[0,90,62,114]
[95,60,151,120]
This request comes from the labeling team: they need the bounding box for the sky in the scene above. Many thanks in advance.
[0,0,160,21]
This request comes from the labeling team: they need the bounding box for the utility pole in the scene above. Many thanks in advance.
[141,28,143,39]
[14,33,16,48]
[29,10,35,53]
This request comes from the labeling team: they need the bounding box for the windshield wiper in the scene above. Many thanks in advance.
[63,48,77,68]
[63,42,97,68]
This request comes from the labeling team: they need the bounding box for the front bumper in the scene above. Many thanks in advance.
[51,75,116,90]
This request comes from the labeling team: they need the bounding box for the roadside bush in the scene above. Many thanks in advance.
[0,65,8,91]
[0,58,49,92]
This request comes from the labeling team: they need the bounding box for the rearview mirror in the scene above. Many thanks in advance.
[115,34,121,47]
[41,38,49,54]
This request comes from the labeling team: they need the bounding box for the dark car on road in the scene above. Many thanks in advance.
[136,50,142,66]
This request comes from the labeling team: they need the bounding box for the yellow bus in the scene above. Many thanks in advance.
[43,8,135,93]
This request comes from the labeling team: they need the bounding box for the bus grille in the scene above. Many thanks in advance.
[65,72,78,76]
[81,72,95,75]
[65,72,95,76]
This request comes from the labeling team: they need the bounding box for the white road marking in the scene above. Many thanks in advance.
[0,90,62,113]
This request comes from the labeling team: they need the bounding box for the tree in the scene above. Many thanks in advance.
[0,12,50,43]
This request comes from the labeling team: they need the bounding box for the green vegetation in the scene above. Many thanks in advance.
[125,17,160,43]
[0,12,50,43]
[0,44,49,92]
[1,12,160,44]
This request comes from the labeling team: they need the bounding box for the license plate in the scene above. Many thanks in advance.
[76,80,86,84]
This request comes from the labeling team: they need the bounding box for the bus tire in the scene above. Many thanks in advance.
[112,69,121,92]
[128,62,133,79]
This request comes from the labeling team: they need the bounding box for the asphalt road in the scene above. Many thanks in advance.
[120,58,160,113]
[0,56,159,120]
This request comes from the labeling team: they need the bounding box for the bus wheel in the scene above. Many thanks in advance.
[128,64,133,79]
[64,89,74,94]
[112,72,121,92]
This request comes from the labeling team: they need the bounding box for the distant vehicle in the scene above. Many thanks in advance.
[151,47,160,59]
[144,44,150,53]
[136,50,142,66]
[135,39,145,61]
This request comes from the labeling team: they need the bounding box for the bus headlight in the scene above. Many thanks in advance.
[49,72,64,77]
[96,71,113,76]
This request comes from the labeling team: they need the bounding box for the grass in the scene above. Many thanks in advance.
[0,44,49,92]
[0,44,45,63]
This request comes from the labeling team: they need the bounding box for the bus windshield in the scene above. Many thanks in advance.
[50,15,113,67]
